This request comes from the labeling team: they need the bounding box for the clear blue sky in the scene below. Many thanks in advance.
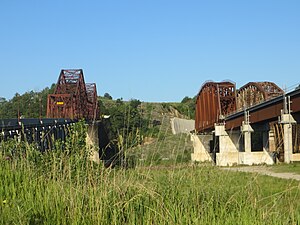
[0,0,299,102]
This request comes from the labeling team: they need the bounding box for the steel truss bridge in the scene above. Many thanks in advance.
[195,81,300,132]
[0,69,100,151]
[194,81,300,162]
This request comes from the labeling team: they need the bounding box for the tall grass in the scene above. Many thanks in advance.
[1,121,300,224]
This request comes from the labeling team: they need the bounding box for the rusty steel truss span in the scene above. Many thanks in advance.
[86,83,100,120]
[236,82,283,111]
[195,81,236,133]
[47,69,99,121]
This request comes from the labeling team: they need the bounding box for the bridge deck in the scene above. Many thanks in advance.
[0,118,75,130]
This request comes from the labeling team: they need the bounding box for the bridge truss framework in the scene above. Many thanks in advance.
[47,69,99,121]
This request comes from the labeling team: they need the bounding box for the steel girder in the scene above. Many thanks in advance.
[195,81,236,133]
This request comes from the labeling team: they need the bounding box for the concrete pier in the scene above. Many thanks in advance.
[191,123,275,166]
[215,124,239,166]
[241,122,253,153]
[280,114,296,163]
[86,122,100,164]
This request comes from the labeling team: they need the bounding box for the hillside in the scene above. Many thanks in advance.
[99,97,195,165]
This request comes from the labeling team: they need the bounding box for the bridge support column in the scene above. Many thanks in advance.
[86,122,100,164]
[280,114,296,163]
[241,122,254,153]
[215,124,239,166]
[191,134,213,163]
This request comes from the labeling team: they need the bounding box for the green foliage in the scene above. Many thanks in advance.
[0,97,6,104]
[172,95,197,119]
[104,92,113,100]
[64,120,87,155]
[116,98,123,104]
[181,96,191,103]
[0,84,55,119]
[270,162,300,174]
[1,137,300,225]
[1,119,300,224]
[99,98,149,150]
[129,99,141,109]
[161,102,168,109]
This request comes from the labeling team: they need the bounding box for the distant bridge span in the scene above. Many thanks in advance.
[47,69,100,121]
[1,69,102,152]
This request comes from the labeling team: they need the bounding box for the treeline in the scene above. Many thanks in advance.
[0,84,56,119]
[177,96,196,119]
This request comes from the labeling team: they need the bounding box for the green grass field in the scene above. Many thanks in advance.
[269,162,300,175]
[1,147,300,224]
[1,121,300,224]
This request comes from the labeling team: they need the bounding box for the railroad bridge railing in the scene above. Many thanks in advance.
[0,118,75,152]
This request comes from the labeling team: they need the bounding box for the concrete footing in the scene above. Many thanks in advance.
[191,123,275,166]
[239,151,274,165]
[190,134,213,162]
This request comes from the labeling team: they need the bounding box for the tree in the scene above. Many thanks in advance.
[101,97,149,149]
[104,93,113,100]
[0,97,6,104]
[181,96,191,103]
[0,85,56,119]
[116,98,123,105]
[130,99,141,109]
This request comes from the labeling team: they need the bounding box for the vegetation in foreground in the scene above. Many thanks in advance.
[1,122,300,224]
[269,162,300,175]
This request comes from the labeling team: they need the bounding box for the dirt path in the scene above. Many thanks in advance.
[222,166,300,181]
